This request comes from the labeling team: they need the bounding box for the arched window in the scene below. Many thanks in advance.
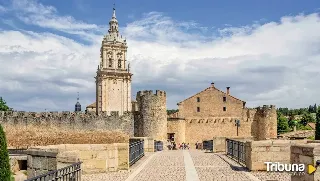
[118,59,121,68]
[109,58,112,67]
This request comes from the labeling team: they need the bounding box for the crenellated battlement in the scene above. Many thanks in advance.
[0,111,131,118]
[256,105,276,111]
[136,90,166,98]
[0,111,134,136]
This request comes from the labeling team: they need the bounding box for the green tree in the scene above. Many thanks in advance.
[309,105,313,113]
[0,97,9,111]
[277,115,289,133]
[316,107,320,140]
[167,109,178,115]
[0,124,11,180]
[300,112,315,126]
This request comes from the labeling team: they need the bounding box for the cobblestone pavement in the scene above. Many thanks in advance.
[250,171,291,181]
[189,150,255,181]
[132,151,186,181]
[83,150,292,181]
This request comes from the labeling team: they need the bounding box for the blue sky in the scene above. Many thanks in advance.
[1,0,320,111]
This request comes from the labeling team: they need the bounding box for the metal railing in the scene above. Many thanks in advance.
[202,140,213,152]
[129,138,144,166]
[25,162,82,181]
[226,139,246,166]
[154,141,163,151]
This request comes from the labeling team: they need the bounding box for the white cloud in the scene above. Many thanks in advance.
[11,0,104,42]
[1,1,320,111]
[0,5,6,13]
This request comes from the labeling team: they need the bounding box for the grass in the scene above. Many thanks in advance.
[3,125,129,148]
[308,136,315,140]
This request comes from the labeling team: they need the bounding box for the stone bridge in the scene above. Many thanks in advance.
[82,150,289,181]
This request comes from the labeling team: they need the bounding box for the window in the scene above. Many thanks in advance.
[118,59,121,68]
[223,107,226,111]
[109,58,112,67]
[197,97,200,102]
[197,107,200,112]
[223,96,226,102]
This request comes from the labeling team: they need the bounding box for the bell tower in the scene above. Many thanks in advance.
[95,7,133,115]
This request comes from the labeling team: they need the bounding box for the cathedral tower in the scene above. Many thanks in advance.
[95,7,132,115]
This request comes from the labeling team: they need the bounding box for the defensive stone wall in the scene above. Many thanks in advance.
[135,90,167,141]
[0,111,134,136]
[291,143,320,181]
[183,116,253,147]
[245,140,308,171]
[167,104,277,146]
[167,119,185,145]
[26,148,58,178]
[27,143,129,176]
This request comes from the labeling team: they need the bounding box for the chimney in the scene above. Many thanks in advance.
[226,87,230,95]
[211,82,214,87]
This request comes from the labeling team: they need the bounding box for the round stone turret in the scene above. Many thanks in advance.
[136,90,167,141]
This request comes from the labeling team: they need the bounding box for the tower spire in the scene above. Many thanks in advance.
[77,92,79,101]
[75,92,81,112]
[112,3,116,19]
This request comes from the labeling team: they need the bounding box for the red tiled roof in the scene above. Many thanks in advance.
[177,86,245,104]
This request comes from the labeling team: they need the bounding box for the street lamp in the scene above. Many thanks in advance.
[235,119,240,136]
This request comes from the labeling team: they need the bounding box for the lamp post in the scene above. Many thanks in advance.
[235,119,240,136]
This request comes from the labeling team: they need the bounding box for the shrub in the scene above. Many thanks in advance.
[277,115,290,132]
[0,124,11,180]
[316,107,320,140]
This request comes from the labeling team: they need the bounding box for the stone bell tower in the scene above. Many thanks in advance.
[95,7,133,115]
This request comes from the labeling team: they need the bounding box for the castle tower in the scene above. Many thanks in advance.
[136,90,167,141]
[95,7,133,115]
[256,105,277,140]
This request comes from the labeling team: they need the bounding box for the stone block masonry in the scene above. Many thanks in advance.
[26,148,58,179]
[27,143,129,175]
[135,90,167,141]
[291,144,320,181]
[168,105,278,147]
[245,140,308,171]
[0,111,134,136]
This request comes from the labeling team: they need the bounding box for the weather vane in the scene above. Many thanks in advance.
[113,3,115,10]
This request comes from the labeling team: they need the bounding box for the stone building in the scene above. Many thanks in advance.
[86,7,132,116]
[167,83,277,146]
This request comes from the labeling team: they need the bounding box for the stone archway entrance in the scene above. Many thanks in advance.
[167,133,175,142]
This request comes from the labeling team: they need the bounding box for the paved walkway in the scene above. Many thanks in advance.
[83,150,291,181]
